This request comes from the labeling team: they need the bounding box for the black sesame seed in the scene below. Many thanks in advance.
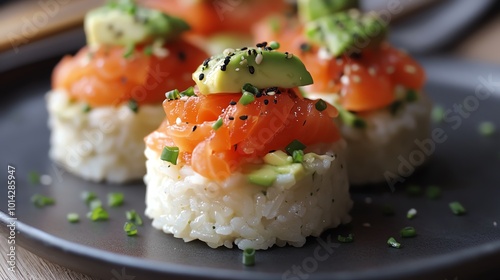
[234,144,238,151]
[199,73,204,81]
[221,64,227,71]
[248,66,255,74]
[264,47,273,51]
[269,150,276,153]
[239,115,248,120]
[203,58,210,66]
[303,120,307,126]
[229,100,237,105]
[256,92,262,98]
[252,49,257,56]
[274,99,278,104]
[300,42,311,52]
[240,47,248,51]
[247,49,252,56]
[228,116,235,120]
[256,42,267,48]
[224,56,231,64]
[264,99,269,105]
[192,125,197,132]
[178,51,186,61]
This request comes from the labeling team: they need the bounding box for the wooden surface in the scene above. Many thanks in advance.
[1,3,500,280]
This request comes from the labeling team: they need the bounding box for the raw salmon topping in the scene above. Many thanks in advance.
[145,87,340,180]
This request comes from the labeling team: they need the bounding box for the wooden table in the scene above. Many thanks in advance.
[1,2,500,280]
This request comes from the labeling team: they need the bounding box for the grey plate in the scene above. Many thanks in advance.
[1,57,500,280]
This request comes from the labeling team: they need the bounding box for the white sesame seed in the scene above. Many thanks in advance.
[176,117,182,125]
[405,65,417,74]
[407,208,417,218]
[286,52,293,59]
[239,59,247,66]
[344,65,351,75]
[223,48,235,56]
[340,75,349,85]
[351,64,360,71]
[494,221,498,227]
[40,175,52,185]
[179,96,188,101]
[363,222,371,227]
[235,68,240,71]
[364,197,372,204]
[267,91,276,96]
[255,53,263,65]
[352,75,361,83]
[368,67,376,76]
[386,66,395,74]
[153,47,169,58]
[318,47,333,60]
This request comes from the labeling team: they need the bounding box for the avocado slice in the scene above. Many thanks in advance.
[298,0,359,22]
[305,10,388,57]
[193,46,313,94]
[248,166,278,187]
[85,0,189,47]
[263,150,292,166]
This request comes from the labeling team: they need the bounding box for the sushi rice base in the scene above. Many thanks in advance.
[144,141,352,250]
[47,89,165,183]
[307,91,432,185]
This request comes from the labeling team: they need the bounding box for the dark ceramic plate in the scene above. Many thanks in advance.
[1,57,500,280]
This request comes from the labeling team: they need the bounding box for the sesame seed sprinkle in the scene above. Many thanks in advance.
[239,115,248,120]
[368,67,376,76]
[340,75,349,85]
[235,68,240,71]
[255,53,263,65]
[248,66,255,74]
[199,73,204,81]
[405,65,416,74]
[351,64,360,71]
[352,75,361,83]
[175,117,182,125]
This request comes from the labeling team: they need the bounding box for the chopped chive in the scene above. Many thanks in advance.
[292,150,304,163]
[128,99,138,113]
[387,237,402,248]
[126,209,143,226]
[82,103,92,113]
[269,41,280,50]
[431,106,445,123]
[242,248,255,266]
[212,117,224,130]
[242,83,259,95]
[478,121,495,136]
[28,171,40,184]
[81,191,98,205]
[405,89,418,102]
[179,86,195,97]
[425,185,442,199]
[449,201,466,215]
[89,199,102,210]
[124,221,138,236]
[405,184,422,197]
[407,208,417,219]
[239,91,256,105]
[31,194,55,207]
[337,233,354,243]
[338,109,366,128]
[315,99,327,112]
[382,204,395,216]
[67,213,80,223]
[285,139,306,156]
[161,146,179,165]
[87,206,109,221]
[123,43,135,58]
[144,45,153,56]
[108,192,124,207]
[166,89,180,100]
[400,226,417,238]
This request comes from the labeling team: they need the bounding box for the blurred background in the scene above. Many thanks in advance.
[1,0,500,74]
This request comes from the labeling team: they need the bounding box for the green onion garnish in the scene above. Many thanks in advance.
[315,99,327,112]
[387,237,402,248]
[239,91,256,105]
[407,208,417,219]
[67,213,80,223]
[405,89,418,102]
[144,45,153,56]
[449,201,466,215]
[389,100,403,115]
[82,103,92,113]
[108,192,124,207]
[123,43,135,58]
[81,191,98,206]
[166,89,180,100]
[337,234,354,243]
[161,146,180,165]
[426,185,442,200]
[431,106,445,123]
[242,83,259,95]
[89,199,102,210]
[269,41,280,50]
[292,150,304,163]
[338,108,366,128]
[382,204,395,216]
[478,121,495,136]
[400,226,417,238]
[179,86,195,97]
[28,171,40,184]
[405,184,422,197]
[124,221,138,236]
[128,99,138,113]
[31,194,55,207]
[126,209,143,226]
[87,206,109,221]
[212,117,224,130]
[242,248,255,266]
[285,139,306,156]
